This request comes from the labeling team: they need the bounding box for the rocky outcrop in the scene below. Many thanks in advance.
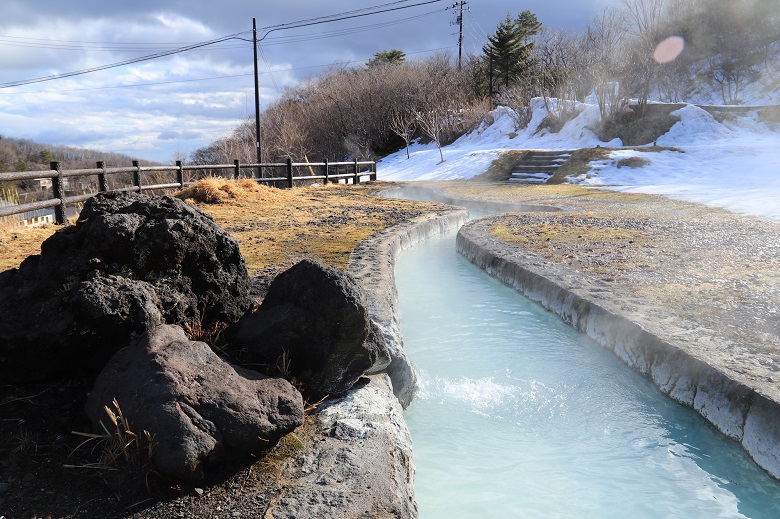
[85,325,303,481]
[227,259,391,401]
[0,192,254,383]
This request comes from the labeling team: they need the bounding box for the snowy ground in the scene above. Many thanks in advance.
[379,99,780,221]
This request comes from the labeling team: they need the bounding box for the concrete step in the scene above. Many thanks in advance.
[507,172,553,183]
[501,150,575,184]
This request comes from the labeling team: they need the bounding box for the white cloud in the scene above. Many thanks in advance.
[0,1,616,162]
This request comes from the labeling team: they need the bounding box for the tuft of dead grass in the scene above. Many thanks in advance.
[174,177,294,204]
[68,399,155,472]
[617,156,651,168]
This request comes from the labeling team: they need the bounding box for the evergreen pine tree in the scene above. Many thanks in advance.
[482,11,542,91]
[367,49,406,67]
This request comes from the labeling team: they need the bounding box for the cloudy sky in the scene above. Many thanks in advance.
[0,0,616,163]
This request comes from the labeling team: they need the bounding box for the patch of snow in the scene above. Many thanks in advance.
[378,97,780,221]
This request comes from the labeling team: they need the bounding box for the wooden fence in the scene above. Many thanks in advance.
[0,158,377,225]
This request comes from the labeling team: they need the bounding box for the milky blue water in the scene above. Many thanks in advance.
[397,229,780,519]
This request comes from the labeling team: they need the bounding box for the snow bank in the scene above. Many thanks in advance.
[379,98,618,182]
[575,105,780,220]
[378,97,780,221]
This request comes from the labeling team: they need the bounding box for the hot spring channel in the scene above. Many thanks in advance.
[396,226,780,518]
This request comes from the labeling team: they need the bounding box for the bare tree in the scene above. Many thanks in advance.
[389,108,417,159]
[416,105,447,163]
[534,28,590,125]
[583,8,631,122]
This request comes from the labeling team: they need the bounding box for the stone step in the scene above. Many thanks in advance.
[513,165,561,172]
[500,150,576,184]
[506,172,553,183]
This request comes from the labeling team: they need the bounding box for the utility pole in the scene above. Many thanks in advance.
[252,18,262,169]
[451,1,467,70]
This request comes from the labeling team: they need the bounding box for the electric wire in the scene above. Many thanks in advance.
[0,32,251,89]
[257,45,280,94]
[0,0,443,90]
[0,46,458,96]
[261,0,434,31]
[257,0,443,41]
[258,9,444,46]
[0,8,438,54]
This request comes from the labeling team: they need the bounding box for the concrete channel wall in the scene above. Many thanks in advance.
[267,208,468,518]
[457,216,780,480]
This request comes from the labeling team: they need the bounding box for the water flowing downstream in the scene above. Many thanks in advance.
[396,227,780,518]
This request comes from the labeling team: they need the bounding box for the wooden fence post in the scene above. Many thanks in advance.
[96,161,107,192]
[286,158,293,188]
[233,160,240,180]
[50,161,66,225]
[176,160,184,187]
[132,160,142,192]
[324,158,329,184]
[370,161,377,181]
[353,159,359,184]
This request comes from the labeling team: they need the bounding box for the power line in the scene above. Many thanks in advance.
[0,38,251,52]
[261,0,435,31]
[0,46,457,96]
[258,9,444,46]
[258,0,443,40]
[0,32,251,89]
[0,8,443,53]
[0,0,444,90]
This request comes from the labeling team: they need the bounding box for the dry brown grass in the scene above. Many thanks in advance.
[68,399,155,472]
[0,224,60,271]
[191,182,442,274]
[0,181,443,277]
[174,177,294,205]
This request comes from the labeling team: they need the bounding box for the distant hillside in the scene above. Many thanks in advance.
[0,135,158,174]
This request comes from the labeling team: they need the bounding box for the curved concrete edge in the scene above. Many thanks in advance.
[272,209,467,519]
[457,217,780,480]
[348,208,469,408]
[380,183,561,215]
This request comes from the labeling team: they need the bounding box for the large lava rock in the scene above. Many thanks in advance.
[85,325,303,482]
[0,192,254,383]
[228,259,391,402]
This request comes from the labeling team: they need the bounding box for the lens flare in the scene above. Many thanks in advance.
[653,36,685,64]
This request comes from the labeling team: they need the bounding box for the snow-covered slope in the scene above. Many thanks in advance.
[379,99,780,220]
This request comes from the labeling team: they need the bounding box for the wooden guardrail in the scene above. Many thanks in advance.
[0,158,377,224]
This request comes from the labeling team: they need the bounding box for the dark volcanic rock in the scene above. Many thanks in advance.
[228,259,391,401]
[0,192,254,383]
[85,325,303,482]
